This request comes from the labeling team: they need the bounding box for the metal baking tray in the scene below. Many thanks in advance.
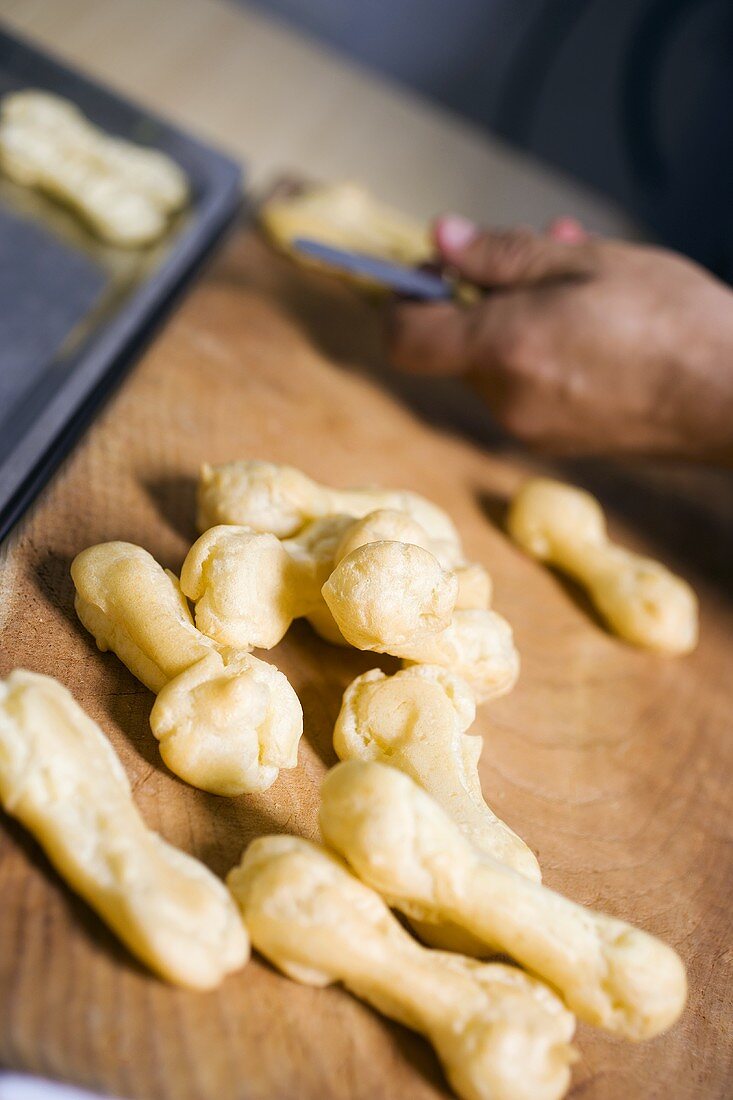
[0,27,243,542]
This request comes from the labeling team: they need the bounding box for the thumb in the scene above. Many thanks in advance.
[434,215,597,287]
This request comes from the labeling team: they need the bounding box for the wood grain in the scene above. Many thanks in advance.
[0,225,731,1099]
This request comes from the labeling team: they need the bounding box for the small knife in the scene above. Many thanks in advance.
[291,237,453,301]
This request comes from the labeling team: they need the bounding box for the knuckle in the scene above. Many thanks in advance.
[488,228,538,280]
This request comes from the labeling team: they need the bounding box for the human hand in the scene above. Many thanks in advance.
[387,216,733,462]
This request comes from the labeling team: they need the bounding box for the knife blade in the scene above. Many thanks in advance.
[291,237,453,301]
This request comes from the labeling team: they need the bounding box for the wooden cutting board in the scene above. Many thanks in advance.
[0,223,731,1100]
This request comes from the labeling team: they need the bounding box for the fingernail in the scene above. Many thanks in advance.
[547,216,588,243]
[437,214,478,253]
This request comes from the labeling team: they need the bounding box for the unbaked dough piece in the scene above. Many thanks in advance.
[182,510,489,654]
[73,541,213,693]
[507,478,698,654]
[282,514,355,644]
[334,664,539,954]
[321,540,459,652]
[0,670,248,988]
[150,649,303,796]
[72,542,303,795]
[180,518,352,650]
[333,665,539,879]
[320,762,687,1041]
[196,460,463,564]
[322,543,518,700]
[180,525,302,650]
[0,90,188,246]
[334,508,491,606]
[228,834,576,1100]
[400,608,520,701]
[261,181,431,273]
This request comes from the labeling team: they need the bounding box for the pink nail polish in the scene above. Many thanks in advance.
[437,214,478,253]
[547,216,588,243]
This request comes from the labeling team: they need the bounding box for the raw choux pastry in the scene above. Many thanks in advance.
[228,835,576,1100]
[73,540,214,693]
[507,478,698,654]
[281,514,355,643]
[400,608,520,701]
[334,507,438,563]
[0,90,188,246]
[261,181,432,272]
[322,542,518,700]
[320,762,687,1041]
[0,670,248,988]
[196,459,463,563]
[322,540,459,652]
[180,525,302,650]
[333,508,492,606]
[149,650,303,795]
[180,518,352,650]
[182,509,490,654]
[72,542,303,795]
[333,665,539,880]
[453,561,493,611]
[194,462,494,655]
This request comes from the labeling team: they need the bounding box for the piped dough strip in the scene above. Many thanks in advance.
[196,459,463,561]
[322,545,518,700]
[0,90,188,247]
[507,478,698,654]
[319,761,687,1040]
[333,665,539,880]
[228,834,576,1100]
[0,670,248,988]
[72,542,303,795]
[181,510,492,653]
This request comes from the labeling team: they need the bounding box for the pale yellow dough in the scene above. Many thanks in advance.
[281,514,356,643]
[320,762,687,1041]
[0,90,188,246]
[0,670,248,988]
[194,462,504,692]
[261,181,432,272]
[399,607,520,701]
[323,544,518,700]
[334,665,538,955]
[72,542,303,795]
[183,505,492,653]
[180,518,353,650]
[322,540,459,651]
[333,665,539,880]
[228,835,576,1100]
[181,525,303,650]
[196,460,463,562]
[333,508,492,602]
[507,478,698,654]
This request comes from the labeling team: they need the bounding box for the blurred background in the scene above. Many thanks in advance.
[247,0,733,279]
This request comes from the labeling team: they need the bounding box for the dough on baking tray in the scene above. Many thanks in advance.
[0,90,188,246]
